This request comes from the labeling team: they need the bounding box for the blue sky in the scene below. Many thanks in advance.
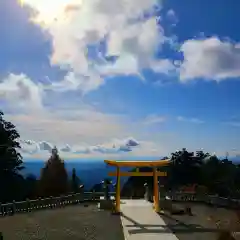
[0,0,240,160]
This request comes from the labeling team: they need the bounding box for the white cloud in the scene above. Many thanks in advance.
[99,54,139,76]
[18,136,159,159]
[19,139,54,154]
[39,141,54,152]
[47,71,105,94]
[60,144,72,152]
[8,109,227,159]
[3,3,238,160]
[166,9,178,26]
[5,103,156,157]
[143,114,166,125]
[3,100,174,158]
[177,116,204,124]
[0,74,43,111]
[19,139,39,155]
[19,0,172,93]
[150,59,176,74]
[6,110,128,145]
[224,121,240,127]
[166,9,175,18]
[180,37,240,81]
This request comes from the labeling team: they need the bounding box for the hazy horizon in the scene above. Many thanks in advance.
[22,155,240,163]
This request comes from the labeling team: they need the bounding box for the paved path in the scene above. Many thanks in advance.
[160,202,240,240]
[120,199,179,240]
[0,204,124,240]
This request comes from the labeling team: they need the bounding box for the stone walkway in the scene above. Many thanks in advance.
[0,204,124,240]
[120,199,179,240]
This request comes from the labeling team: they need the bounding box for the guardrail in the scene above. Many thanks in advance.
[0,191,115,217]
[167,192,240,209]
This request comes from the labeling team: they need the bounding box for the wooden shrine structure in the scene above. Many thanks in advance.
[104,160,170,213]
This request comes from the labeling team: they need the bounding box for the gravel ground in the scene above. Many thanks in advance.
[160,202,240,240]
[0,204,125,240]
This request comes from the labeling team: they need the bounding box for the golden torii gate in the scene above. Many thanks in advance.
[104,159,170,213]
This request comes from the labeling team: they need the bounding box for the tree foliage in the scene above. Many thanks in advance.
[71,168,81,193]
[24,174,38,199]
[0,111,24,202]
[122,148,240,198]
[168,148,240,197]
[38,147,69,197]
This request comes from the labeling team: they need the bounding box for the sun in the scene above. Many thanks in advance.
[18,0,81,26]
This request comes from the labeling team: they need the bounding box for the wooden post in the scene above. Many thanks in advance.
[115,166,121,213]
[153,167,160,212]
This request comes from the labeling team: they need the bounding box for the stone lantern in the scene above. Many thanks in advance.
[101,179,112,200]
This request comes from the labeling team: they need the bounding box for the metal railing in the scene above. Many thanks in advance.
[0,191,115,217]
[166,192,240,209]
[1,190,240,217]
[143,184,240,209]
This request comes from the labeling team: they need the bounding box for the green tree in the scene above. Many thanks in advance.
[234,164,240,197]
[121,149,240,199]
[195,150,210,162]
[38,147,69,197]
[24,174,37,199]
[169,148,199,188]
[0,111,24,202]
[217,158,236,197]
[71,168,80,193]
[201,155,221,193]
[196,154,238,197]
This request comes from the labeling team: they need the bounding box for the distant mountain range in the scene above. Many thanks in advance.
[22,160,130,191]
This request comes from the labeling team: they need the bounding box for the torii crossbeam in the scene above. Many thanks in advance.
[104,159,170,213]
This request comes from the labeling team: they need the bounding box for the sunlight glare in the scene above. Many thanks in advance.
[18,0,82,25]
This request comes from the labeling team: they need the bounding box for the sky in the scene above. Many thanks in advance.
[0,0,240,160]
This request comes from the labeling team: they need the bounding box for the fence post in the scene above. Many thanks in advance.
[12,201,16,215]
[50,196,53,208]
[92,190,95,201]
[38,197,41,209]
[26,198,30,212]
[79,192,83,203]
